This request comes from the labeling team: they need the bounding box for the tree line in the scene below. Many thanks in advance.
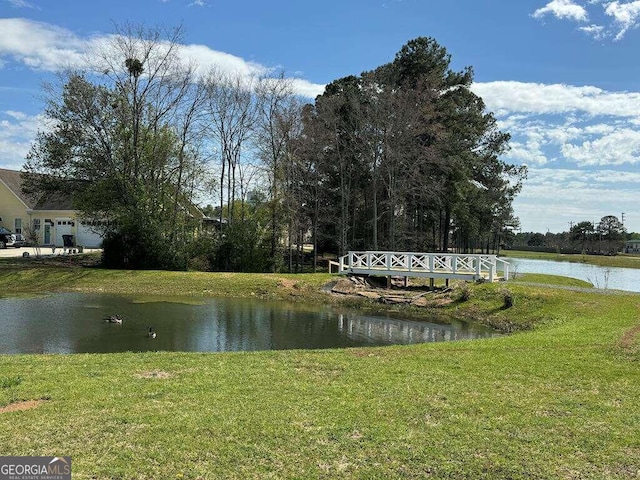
[509,215,632,254]
[23,24,526,271]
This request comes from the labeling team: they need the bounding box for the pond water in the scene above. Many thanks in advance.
[0,293,497,354]
[507,257,640,292]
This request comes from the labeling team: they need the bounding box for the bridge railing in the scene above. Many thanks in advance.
[495,257,510,281]
[338,251,509,282]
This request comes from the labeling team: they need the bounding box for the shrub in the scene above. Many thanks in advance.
[456,282,472,302]
[101,219,189,271]
[187,255,211,272]
[211,221,271,272]
[501,288,514,309]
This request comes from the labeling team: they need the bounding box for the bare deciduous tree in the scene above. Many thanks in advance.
[203,70,257,226]
[255,74,302,271]
[25,23,208,269]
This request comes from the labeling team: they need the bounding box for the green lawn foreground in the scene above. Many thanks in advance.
[0,264,639,479]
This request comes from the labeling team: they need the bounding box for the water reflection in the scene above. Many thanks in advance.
[508,257,640,292]
[0,293,498,354]
[338,314,495,344]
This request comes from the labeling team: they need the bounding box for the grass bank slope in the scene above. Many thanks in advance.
[0,265,639,478]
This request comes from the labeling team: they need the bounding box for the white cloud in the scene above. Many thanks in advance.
[523,167,640,187]
[0,18,86,71]
[290,78,324,99]
[513,167,640,231]
[181,43,270,79]
[579,23,607,38]
[543,124,584,144]
[504,119,640,168]
[605,0,640,40]
[561,128,640,165]
[475,81,640,171]
[5,110,29,121]
[0,18,325,98]
[533,0,640,40]
[533,0,589,22]
[472,81,640,117]
[508,142,549,165]
[0,110,46,170]
[6,0,34,8]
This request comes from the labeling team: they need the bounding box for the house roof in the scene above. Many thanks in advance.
[0,168,74,211]
[1,168,205,216]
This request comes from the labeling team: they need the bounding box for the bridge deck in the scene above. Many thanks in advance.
[338,251,509,283]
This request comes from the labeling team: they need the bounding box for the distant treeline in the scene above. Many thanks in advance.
[508,217,638,255]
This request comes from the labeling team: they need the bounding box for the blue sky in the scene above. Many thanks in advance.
[2,0,640,233]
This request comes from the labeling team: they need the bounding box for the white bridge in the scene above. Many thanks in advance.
[337,251,510,283]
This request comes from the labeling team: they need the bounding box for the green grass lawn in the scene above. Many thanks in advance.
[1,260,639,478]
[512,272,594,288]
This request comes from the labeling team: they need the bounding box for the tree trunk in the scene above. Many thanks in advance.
[442,207,451,253]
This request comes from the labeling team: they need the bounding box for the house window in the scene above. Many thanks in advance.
[32,219,41,231]
[14,218,22,234]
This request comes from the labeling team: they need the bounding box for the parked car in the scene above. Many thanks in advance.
[0,227,17,248]
[13,233,26,248]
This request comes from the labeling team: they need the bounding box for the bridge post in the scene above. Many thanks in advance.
[489,256,495,282]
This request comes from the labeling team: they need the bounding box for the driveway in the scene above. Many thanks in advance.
[0,246,102,258]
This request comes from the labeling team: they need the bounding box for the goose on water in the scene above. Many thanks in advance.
[105,314,123,324]
[148,326,157,339]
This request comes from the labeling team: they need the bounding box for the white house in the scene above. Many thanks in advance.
[624,239,640,254]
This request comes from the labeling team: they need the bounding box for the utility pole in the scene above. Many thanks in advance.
[568,221,574,230]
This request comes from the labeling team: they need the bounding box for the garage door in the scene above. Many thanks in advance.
[76,221,104,248]
[54,218,73,247]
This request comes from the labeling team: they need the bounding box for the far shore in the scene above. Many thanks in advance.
[501,248,640,269]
